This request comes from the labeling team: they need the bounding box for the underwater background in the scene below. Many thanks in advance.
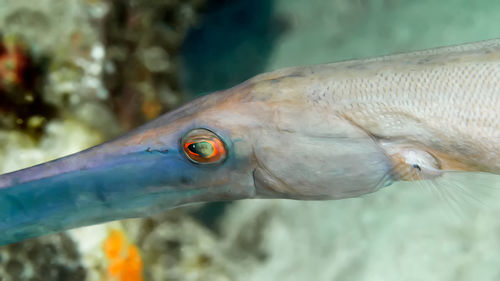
[0,0,500,280]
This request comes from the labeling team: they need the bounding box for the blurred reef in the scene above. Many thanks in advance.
[1,0,500,281]
[0,35,55,136]
[0,0,207,137]
[0,0,216,280]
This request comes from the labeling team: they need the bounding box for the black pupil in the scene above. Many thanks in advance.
[188,143,198,153]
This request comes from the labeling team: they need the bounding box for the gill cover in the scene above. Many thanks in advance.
[251,107,394,199]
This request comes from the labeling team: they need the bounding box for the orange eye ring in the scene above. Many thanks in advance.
[181,129,227,164]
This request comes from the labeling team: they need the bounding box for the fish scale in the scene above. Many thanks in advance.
[290,41,500,173]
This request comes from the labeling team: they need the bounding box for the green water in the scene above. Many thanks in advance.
[269,0,500,68]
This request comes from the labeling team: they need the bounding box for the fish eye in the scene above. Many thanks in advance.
[181,129,227,164]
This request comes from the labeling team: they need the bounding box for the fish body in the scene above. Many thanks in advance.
[0,39,499,245]
[248,39,499,175]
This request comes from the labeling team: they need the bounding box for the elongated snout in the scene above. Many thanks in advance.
[0,146,196,245]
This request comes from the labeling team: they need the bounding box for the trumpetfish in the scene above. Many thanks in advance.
[0,38,498,245]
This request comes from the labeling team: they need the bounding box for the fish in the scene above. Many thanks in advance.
[0,38,498,246]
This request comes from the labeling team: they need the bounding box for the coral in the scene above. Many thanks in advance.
[103,0,207,129]
[103,229,144,281]
[123,210,233,281]
[0,35,55,135]
[0,233,86,281]
[0,36,28,87]
[0,0,119,137]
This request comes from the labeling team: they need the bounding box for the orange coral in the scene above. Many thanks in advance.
[103,229,144,281]
[0,38,28,88]
[141,98,163,120]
